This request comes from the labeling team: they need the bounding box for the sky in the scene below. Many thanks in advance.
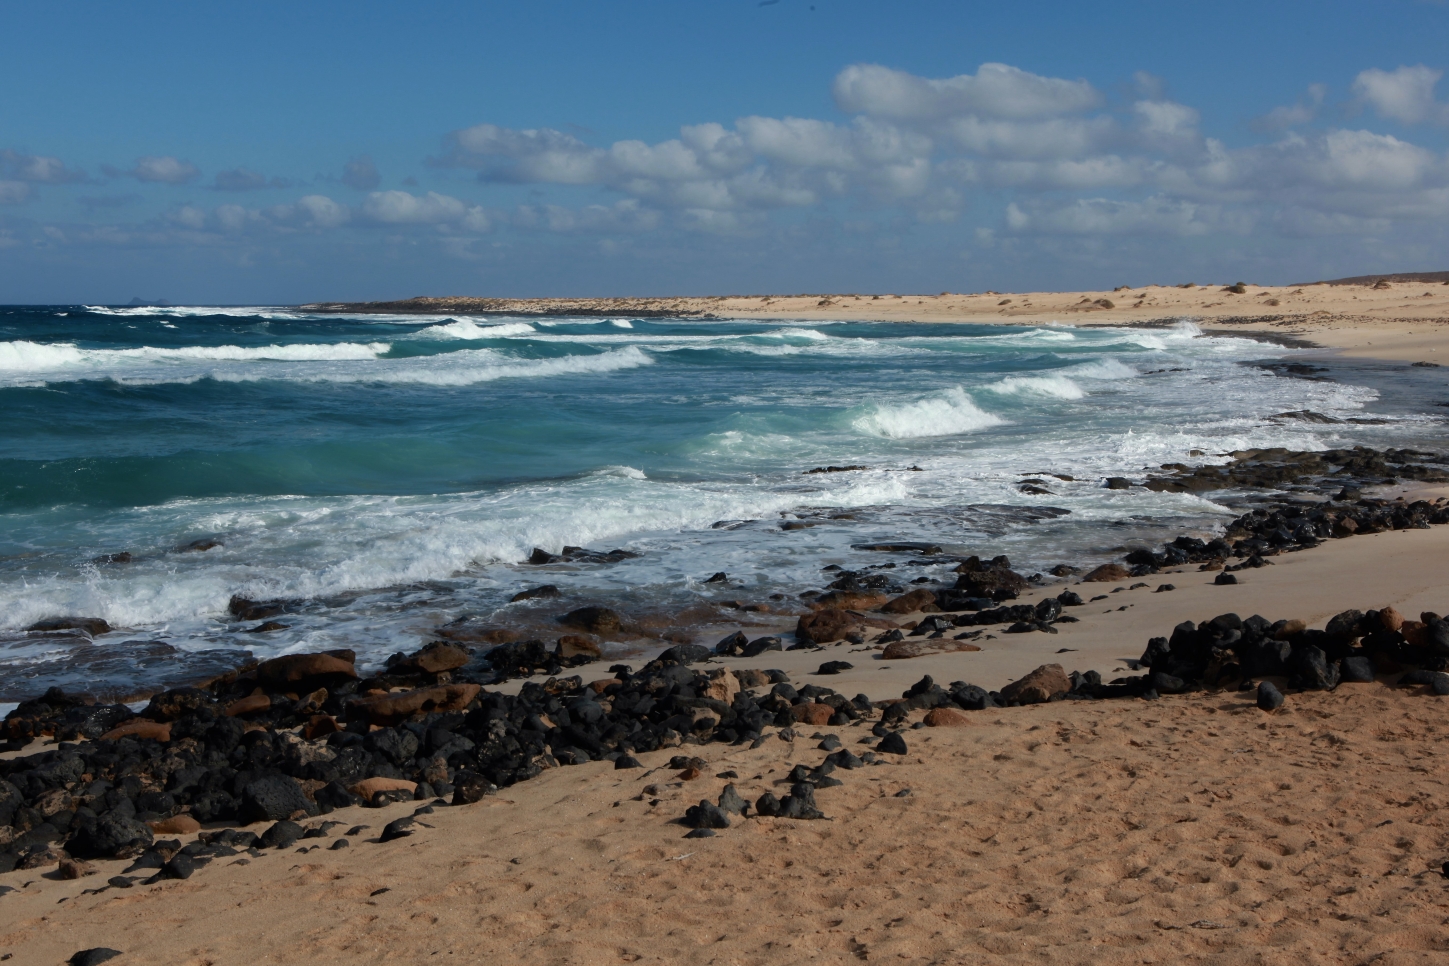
[2,0,1448,304]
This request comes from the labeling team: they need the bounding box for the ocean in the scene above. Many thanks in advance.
[0,305,1441,704]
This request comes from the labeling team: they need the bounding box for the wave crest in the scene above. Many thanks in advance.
[854,387,1005,439]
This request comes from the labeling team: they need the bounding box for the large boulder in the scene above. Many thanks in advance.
[1081,564,1130,583]
[68,814,153,859]
[256,653,357,690]
[1001,664,1070,704]
[881,589,939,615]
[795,609,859,645]
[393,642,469,675]
[346,683,481,726]
[659,643,711,665]
[240,775,317,824]
[952,559,1027,600]
[557,606,623,636]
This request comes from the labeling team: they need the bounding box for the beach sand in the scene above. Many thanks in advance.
[309,276,1449,363]
[5,677,1447,964]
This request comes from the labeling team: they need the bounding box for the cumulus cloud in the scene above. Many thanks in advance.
[0,150,87,183]
[1252,84,1327,132]
[0,181,32,204]
[832,62,1101,120]
[1353,65,1449,125]
[341,156,381,190]
[212,168,290,191]
[362,189,489,230]
[114,156,201,184]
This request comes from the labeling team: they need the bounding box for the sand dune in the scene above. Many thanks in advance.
[306,276,1449,363]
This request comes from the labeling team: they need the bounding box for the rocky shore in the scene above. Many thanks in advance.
[5,443,1449,915]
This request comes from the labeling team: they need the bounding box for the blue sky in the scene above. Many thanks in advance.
[2,0,1448,303]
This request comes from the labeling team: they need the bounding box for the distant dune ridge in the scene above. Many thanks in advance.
[305,270,1449,363]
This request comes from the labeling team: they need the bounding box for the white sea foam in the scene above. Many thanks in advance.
[208,345,654,387]
[0,340,394,386]
[610,319,634,329]
[416,320,536,339]
[984,374,1086,399]
[854,387,1006,438]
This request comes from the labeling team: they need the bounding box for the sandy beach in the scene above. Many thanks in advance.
[5,678,1448,965]
[305,272,1449,364]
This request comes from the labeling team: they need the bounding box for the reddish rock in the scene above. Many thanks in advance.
[346,683,481,726]
[1402,621,1428,647]
[1378,606,1405,632]
[1273,619,1308,640]
[703,669,740,704]
[812,590,889,611]
[1001,664,1071,704]
[224,693,272,717]
[796,608,859,644]
[923,707,972,727]
[882,639,981,660]
[147,815,202,835]
[790,703,835,726]
[303,715,341,739]
[57,857,97,879]
[100,719,172,742]
[407,641,470,674]
[588,678,621,694]
[881,589,939,614]
[556,635,602,660]
[1081,563,1130,583]
[678,767,703,781]
[255,653,357,689]
[350,777,418,803]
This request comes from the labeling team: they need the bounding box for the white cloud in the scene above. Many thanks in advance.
[294,194,351,229]
[1353,65,1449,125]
[362,189,489,230]
[832,62,1101,120]
[126,156,201,184]
[1006,195,1246,237]
[1,150,86,183]
[0,180,32,204]
[1252,84,1327,132]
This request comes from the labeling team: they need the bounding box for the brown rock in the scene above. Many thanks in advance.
[293,688,328,715]
[346,683,481,726]
[303,714,341,739]
[703,669,740,705]
[881,639,981,660]
[1331,517,1359,538]
[408,641,470,674]
[224,693,272,717]
[1001,664,1070,705]
[58,857,97,879]
[812,590,889,611]
[558,606,623,635]
[795,608,859,644]
[678,767,703,781]
[349,777,418,803]
[880,588,939,614]
[100,719,172,742]
[1378,606,1404,632]
[1402,621,1428,647]
[1081,563,1130,583]
[435,624,516,645]
[734,669,772,689]
[556,635,603,660]
[588,678,621,694]
[1274,619,1308,640]
[923,707,972,727]
[19,846,67,870]
[147,815,202,835]
[790,703,835,725]
[255,653,357,689]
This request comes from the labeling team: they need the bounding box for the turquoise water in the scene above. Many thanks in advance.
[0,305,1436,701]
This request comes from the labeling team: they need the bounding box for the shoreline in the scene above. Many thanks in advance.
[302,278,1449,363]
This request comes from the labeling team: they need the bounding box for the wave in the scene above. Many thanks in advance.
[853,387,1005,439]
[0,340,392,383]
[416,320,536,340]
[983,374,1086,399]
[84,305,305,320]
[610,319,634,329]
[1066,358,1139,380]
[207,345,654,388]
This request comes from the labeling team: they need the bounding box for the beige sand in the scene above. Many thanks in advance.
[314,278,1449,363]
[5,681,1448,965]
